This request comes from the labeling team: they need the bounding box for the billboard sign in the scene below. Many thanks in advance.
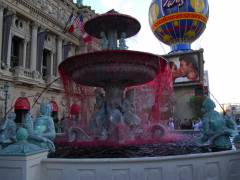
[163,49,204,86]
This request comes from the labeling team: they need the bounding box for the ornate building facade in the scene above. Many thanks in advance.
[0,0,99,123]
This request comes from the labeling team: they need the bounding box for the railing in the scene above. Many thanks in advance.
[12,66,34,79]
[23,69,34,78]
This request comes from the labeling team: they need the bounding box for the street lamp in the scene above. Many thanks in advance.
[0,82,10,117]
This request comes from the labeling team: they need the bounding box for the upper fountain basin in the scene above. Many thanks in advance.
[58,50,167,87]
[84,10,141,39]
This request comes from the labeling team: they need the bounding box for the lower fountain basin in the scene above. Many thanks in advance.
[1,150,239,180]
[59,50,166,87]
[43,150,240,180]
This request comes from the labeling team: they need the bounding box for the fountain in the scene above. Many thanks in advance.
[54,10,199,157]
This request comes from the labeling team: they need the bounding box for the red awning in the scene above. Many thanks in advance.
[50,101,58,112]
[14,97,30,110]
[70,103,81,114]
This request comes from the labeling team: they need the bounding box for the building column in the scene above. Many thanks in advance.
[22,40,27,67]
[57,37,62,65]
[47,52,53,77]
[6,31,12,68]
[0,6,4,62]
[30,22,38,71]
[50,52,54,76]
[46,51,54,83]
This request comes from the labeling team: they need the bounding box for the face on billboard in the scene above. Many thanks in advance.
[168,53,200,84]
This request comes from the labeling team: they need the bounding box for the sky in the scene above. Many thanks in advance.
[77,0,240,109]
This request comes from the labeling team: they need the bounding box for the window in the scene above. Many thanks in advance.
[11,36,23,68]
[42,49,51,78]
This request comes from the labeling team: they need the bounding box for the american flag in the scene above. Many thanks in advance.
[74,15,92,43]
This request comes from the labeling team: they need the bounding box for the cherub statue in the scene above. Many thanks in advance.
[28,102,56,152]
[0,112,17,144]
[118,32,128,50]
[100,32,108,50]
[122,89,140,128]
[89,90,108,139]
[199,97,237,151]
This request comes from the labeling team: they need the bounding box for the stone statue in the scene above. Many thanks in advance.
[122,95,140,128]
[28,102,56,152]
[118,32,128,50]
[100,32,109,50]
[89,90,108,139]
[0,112,17,144]
[0,128,45,155]
[199,97,237,151]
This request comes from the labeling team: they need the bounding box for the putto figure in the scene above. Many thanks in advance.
[118,32,128,50]
[28,102,56,152]
[100,32,109,50]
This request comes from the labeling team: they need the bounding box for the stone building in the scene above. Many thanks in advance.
[0,0,100,124]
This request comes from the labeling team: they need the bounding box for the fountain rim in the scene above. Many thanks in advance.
[58,49,168,74]
[59,49,167,64]
[45,150,239,163]
[84,11,141,39]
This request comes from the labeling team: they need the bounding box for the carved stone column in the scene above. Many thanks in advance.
[57,37,63,65]
[22,40,27,67]
[47,51,53,77]
[0,5,4,62]
[30,22,38,71]
[6,31,12,68]
[50,52,53,76]
[46,51,54,83]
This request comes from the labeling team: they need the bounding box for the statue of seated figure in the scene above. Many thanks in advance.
[0,112,17,144]
[27,102,56,152]
[199,97,237,151]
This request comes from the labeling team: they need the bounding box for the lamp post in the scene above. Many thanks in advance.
[0,82,10,117]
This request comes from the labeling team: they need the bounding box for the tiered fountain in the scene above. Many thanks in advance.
[59,10,166,139]
[55,10,183,157]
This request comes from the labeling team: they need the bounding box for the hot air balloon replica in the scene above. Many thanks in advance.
[149,0,209,52]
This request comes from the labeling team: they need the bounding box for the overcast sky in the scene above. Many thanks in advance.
[78,0,240,109]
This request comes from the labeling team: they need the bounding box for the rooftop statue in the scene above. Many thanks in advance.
[28,102,56,152]
[76,0,83,6]
[118,32,128,50]
[0,112,17,144]
[199,97,237,151]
